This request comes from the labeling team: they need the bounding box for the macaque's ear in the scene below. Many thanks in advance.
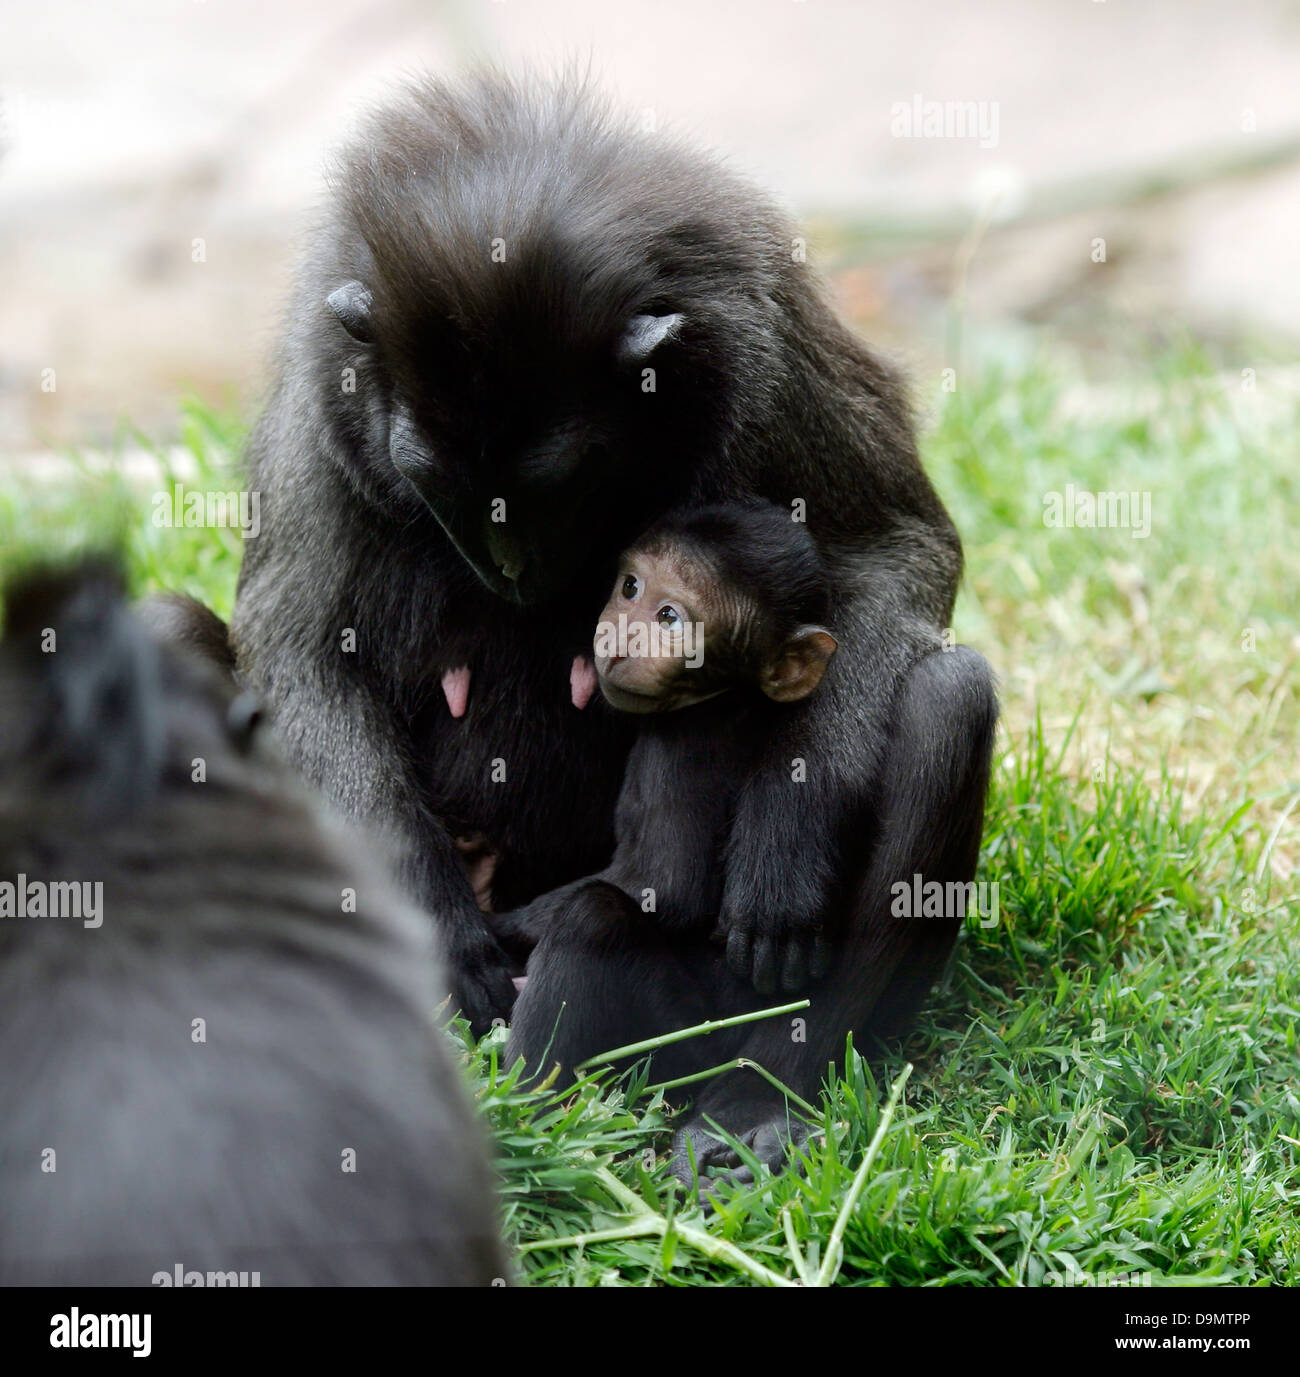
[760,627,838,703]
[618,312,683,362]
[326,280,375,343]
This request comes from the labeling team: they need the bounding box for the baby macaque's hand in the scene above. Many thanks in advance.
[715,833,834,993]
[718,919,832,995]
[717,777,838,994]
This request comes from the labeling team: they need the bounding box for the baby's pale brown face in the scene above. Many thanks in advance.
[592,549,721,714]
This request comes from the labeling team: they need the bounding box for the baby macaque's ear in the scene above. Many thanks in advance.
[760,627,838,703]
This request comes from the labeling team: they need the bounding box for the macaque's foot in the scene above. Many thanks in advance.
[669,1104,811,1200]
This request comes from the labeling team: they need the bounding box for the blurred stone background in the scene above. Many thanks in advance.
[3,0,1299,452]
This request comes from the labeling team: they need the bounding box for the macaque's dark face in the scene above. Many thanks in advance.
[388,364,629,608]
[330,272,693,606]
[593,548,720,714]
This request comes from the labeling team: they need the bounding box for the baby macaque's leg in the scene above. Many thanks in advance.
[507,881,747,1083]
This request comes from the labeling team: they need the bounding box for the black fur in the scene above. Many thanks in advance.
[137,590,236,672]
[229,72,997,1177]
[0,563,507,1285]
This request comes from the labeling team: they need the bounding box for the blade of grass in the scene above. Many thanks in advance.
[575,999,810,1070]
[814,1062,913,1286]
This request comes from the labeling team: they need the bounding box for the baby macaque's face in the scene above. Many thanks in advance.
[592,547,719,714]
[592,542,839,715]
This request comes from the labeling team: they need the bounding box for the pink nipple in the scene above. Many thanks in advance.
[441,665,471,718]
[570,655,598,710]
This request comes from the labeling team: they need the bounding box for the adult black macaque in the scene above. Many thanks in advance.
[0,563,506,1285]
[230,73,997,1183]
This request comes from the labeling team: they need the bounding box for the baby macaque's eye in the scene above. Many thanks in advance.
[622,574,641,600]
[656,604,684,633]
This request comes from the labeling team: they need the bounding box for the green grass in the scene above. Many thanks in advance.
[2,346,1296,1286]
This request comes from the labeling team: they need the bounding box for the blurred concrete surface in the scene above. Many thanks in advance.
[2,0,1299,449]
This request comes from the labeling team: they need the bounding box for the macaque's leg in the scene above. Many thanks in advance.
[507,881,749,1084]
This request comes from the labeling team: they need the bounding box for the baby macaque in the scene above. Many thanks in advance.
[492,500,838,1005]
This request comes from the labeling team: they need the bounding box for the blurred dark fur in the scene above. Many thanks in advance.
[137,590,235,672]
[0,562,507,1285]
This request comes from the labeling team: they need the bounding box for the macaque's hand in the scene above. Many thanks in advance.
[445,925,519,1037]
